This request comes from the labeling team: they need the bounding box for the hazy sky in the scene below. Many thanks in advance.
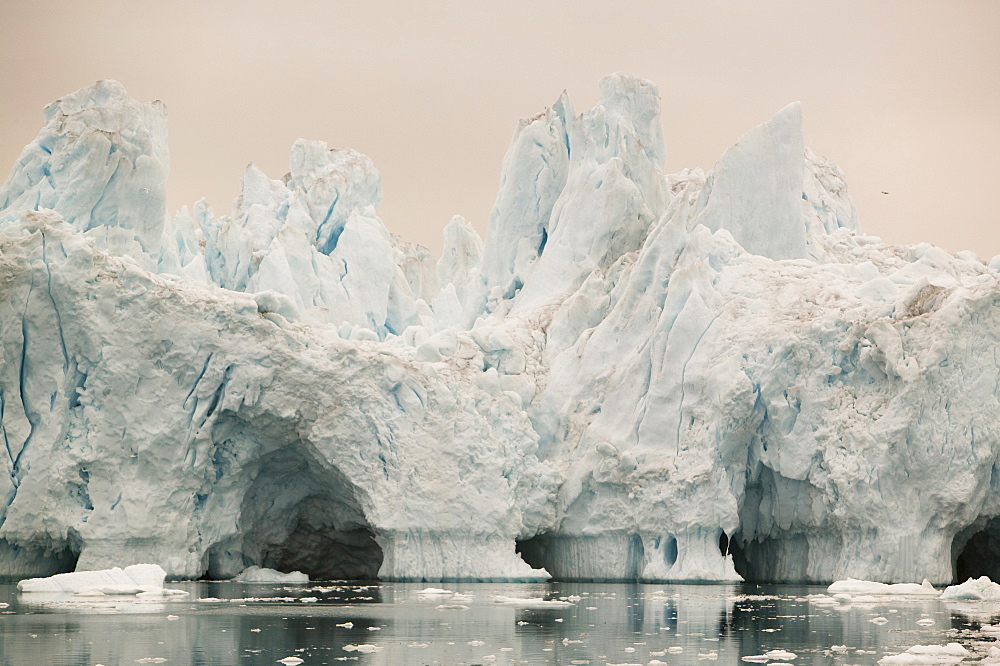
[2,1,998,257]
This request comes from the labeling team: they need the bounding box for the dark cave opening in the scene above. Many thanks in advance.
[953,517,1000,583]
[0,535,81,581]
[516,533,644,581]
[515,534,548,572]
[207,446,383,581]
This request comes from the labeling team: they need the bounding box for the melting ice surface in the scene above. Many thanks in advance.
[6,581,1000,665]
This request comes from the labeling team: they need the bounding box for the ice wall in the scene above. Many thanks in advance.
[0,76,998,585]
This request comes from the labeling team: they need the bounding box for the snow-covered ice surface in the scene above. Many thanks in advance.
[3,74,1000,584]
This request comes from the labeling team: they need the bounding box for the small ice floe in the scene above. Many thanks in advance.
[367,626,380,631]
[468,640,486,646]
[915,617,935,626]
[277,658,305,666]
[830,645,849,653]
[416,587,454,598]
[407,642,429,648]
[650,661,668,666]
[871,616,890,625]
[667,646,684,654]
[17,564,177,597]
[135,659,167,664]
[232,566,308,584]
[436,603,469,610]
[981,624,1000,635]
[166,615,179,621]
[877,642,970,664]
[139,588,189,599]
[807,594,839,605]
[452,593,474,602]
[742,656,770,663]
[697,650,719,659]
[827,578,939,597]
[491,595,573,609]
[335,622,354,628]
[300,597,318,603]
[764,649,797,660]
[941,576,1000,601]
[343,644,381,653]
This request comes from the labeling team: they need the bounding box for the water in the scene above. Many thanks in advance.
[1,581,998,665]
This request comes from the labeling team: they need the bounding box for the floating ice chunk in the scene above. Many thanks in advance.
[343,644,382,653]
[765,650,797,660]
[336,622,354,628]
[18,564,167,594]
[166,615,179,620]
[668,646,684,654]
[436,603,469,610]
[742,657,770,663]
[697,651,719,660]
[277,659,304,666]
[135,659,168,664]
[941,576,1000,601]
[827,578,939,596]
[915,618,935,626]
[416,587,455,598]
[231,566,309,584]
[877,642,970,664]
[491,595,573,609]
[871,616,889,625]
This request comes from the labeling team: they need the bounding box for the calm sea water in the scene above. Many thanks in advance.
[1,581,998,665]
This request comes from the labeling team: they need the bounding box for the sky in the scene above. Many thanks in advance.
[2,1,998,258]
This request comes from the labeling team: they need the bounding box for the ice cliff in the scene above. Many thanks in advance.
[2,76,999,585]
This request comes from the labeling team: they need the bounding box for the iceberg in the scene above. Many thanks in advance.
[1,75,1000,585]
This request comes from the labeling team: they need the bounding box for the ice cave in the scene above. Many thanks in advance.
[2,75,1000,584]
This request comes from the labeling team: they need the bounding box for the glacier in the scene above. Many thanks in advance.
[1,75,999,585]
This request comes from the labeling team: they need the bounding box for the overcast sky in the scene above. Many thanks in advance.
[2,1,998,257]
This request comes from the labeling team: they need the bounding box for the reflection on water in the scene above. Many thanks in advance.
[1,581,998,665]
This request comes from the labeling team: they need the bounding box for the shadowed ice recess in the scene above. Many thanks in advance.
[1,75,1000,585]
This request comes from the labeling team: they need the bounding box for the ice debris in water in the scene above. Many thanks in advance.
[877,643,970,665]
[828,579,939,596]
[491,595,574,609]
[343,644,382,653]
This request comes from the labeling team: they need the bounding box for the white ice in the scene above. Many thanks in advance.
[230,566,309,584]
[941,576,1000,601]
